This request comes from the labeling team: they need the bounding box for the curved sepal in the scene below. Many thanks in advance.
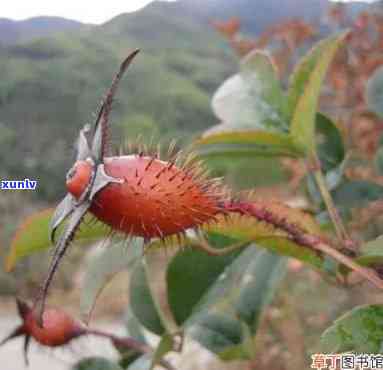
[49,194,76,243]
[89,164,123,201]
[0,299,31,365]
[38,201,91,323]
[0,325,25,347]
[16,298,30,320]
[76,124,92,161]
[91,49,140,162]
[23,335,31,366]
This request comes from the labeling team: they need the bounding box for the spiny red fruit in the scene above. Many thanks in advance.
[1,299,84,364]
[66,160,93,199]
[68,155,224,239]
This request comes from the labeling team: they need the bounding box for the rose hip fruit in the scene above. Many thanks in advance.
[37,50,227,321]
[67,155,221,239]
[0,299,85,365]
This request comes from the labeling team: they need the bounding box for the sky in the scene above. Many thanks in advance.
[0,0,376,25]
[1,0,171,24]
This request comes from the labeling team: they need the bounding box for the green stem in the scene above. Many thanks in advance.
[191,238,249,256]
[309,153,352,249]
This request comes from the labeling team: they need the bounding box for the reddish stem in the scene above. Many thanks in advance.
[85,329,175,370]
[223,200,383,290]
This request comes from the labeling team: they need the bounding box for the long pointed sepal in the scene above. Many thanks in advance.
[91,49,140,162]
[38,201,90,325]
[49,194,76,243]
[23,335,31,366]
[76,124,92,161]
[0,325,25,346]
[16,298,30,320]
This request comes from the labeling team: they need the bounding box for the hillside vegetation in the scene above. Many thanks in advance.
[0,16,85,45]
[0,2,235,200]
[0,0,377,200]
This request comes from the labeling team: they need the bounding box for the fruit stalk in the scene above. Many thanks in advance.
[223,200,383,290]
[0,299,175,370]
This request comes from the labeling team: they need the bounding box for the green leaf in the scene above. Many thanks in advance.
[340,234,383,279]
[325,160,347,192]
[320,305,383,353]
[196,130,304,159]
[196,129,303,158]
[212,51,288,133]
[315,208,352,233]
[316,113,345,172]
[240,50,289,125]
[5,208,110,272]
[167,237,287,361]
[130,261,165,336]
[307,159,347,206]
[288,32,348,152]
[305,114,346,205]
[352,237,383,270]
[366,66,383,118]
[183,248,286,361]
[198,51,305,160]
[332,180,383,209]
[123,309,147,344]
[80,238,142,322]
[167,233,243,325]
[72,357,123,370]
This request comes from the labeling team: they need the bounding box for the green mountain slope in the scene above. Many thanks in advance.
[180,0,329,34]
[0,16,85,45]
[0,0,378,200]
[0,3,234,199]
